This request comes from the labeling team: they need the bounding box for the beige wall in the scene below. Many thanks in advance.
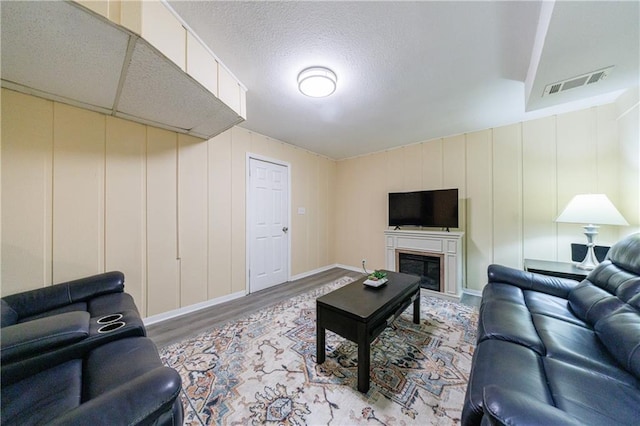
[1,89,335,316]
[335,101,639,291]
[2,88,638,309]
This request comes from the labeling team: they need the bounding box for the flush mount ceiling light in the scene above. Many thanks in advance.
[297,67,337,98]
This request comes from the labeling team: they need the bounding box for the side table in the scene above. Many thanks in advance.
[524,259,589,281]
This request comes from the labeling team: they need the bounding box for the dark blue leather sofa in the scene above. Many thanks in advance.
[462,232,640,425]
[1,271,183,425]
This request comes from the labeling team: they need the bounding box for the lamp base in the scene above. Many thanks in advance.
[576,224,599,271]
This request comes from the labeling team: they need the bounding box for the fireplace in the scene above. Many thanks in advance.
[384,229,464,297]
[396,250,444,292]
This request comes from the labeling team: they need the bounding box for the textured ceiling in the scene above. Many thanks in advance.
[168,1,639,159]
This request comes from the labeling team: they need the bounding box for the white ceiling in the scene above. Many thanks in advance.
[168,1,639,160]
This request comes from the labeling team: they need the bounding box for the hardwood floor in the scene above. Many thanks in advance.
[147,266,482,348]
[147,267,364,348]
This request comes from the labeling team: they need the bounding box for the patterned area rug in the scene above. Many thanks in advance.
[160,277,478,425]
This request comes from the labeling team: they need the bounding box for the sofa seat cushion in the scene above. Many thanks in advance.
[545,357,640,425]
[462,339,552,426]
[533,314,637,384]
[84,336,164,398]
[1,359,83,425]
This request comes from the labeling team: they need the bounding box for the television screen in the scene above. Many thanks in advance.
[389,189,458,229]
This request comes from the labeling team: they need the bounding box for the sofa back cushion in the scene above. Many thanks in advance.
[1,300,18,327]
[1,271,124,322]
[607,233,640,276]
[568,234,640,326]
[568,262,640,325]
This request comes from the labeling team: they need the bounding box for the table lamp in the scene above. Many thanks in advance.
[556,194,628,270]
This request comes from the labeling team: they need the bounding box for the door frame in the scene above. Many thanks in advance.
[245,153,292,294]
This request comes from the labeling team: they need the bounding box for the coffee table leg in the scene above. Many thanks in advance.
[357,324,370,393]
[413,291,420,324]
[317,310,326,364]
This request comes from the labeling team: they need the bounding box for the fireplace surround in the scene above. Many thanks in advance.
[384,229,464,297]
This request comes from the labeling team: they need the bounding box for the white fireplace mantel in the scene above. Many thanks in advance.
[384,229,464,298]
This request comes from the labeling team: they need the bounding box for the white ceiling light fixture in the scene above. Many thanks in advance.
[297,67,337,98]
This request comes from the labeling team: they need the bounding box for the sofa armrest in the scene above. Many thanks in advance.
[48,367,182,426]
[482,385,583,426]
[1,311,90,363]
[1,271,124,320]
[487,264,579,298]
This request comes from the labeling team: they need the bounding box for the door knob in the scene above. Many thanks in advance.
[282,226,289,233]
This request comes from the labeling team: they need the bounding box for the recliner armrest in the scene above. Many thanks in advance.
[48,367,182,426]
[1,271,125,320]
[1,311,90,363]
[487,264,579,298]
[482,385,583,426]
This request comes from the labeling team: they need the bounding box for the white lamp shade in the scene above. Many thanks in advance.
[297,67,337,98]
[556,194,629,225]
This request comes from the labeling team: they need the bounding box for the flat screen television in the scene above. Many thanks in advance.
[388,189,459,229]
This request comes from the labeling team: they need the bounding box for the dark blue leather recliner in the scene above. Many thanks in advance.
[1,271,183,425]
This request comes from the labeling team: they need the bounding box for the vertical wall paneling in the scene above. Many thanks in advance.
[231,127,250,293]
[616,90,640,236]
[384,148,405,192]
[492,124,523,268]
[146,127,179,315]
[290,148,309,276]
[556,109,595,260]
[52,103,105,282]
[402,144,423,190]
[317,158,330,267]
[333,161,351,266]
[1,91,53,293]
[178,134,208,307]
[208,131,233,299]
[365,152,389,269]
[348,153,371,269]
[326,159,337,266]
[5,87,635,307]
[595,104,623,244]
[465,130,493,289]
[105,117,147,313]
[522,116,557,260]
[422,139,444,189]
[307,155,320,271]
[442,134,467,232]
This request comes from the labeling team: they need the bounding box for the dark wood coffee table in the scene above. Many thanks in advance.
[316,270,421,392]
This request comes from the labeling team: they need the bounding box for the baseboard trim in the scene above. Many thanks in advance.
[290,264,341,281]
[144,264,366,325]
[462,288,483,297]
[335,263,365,274]
[143,291,246,326]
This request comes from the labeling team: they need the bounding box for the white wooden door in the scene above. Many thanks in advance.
[248,158,289,292]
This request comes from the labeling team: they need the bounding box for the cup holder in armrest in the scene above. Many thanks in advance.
[97,314,123,324]
[98,321,126,333]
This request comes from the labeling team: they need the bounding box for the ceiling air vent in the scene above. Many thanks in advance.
[543,66,614,97]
